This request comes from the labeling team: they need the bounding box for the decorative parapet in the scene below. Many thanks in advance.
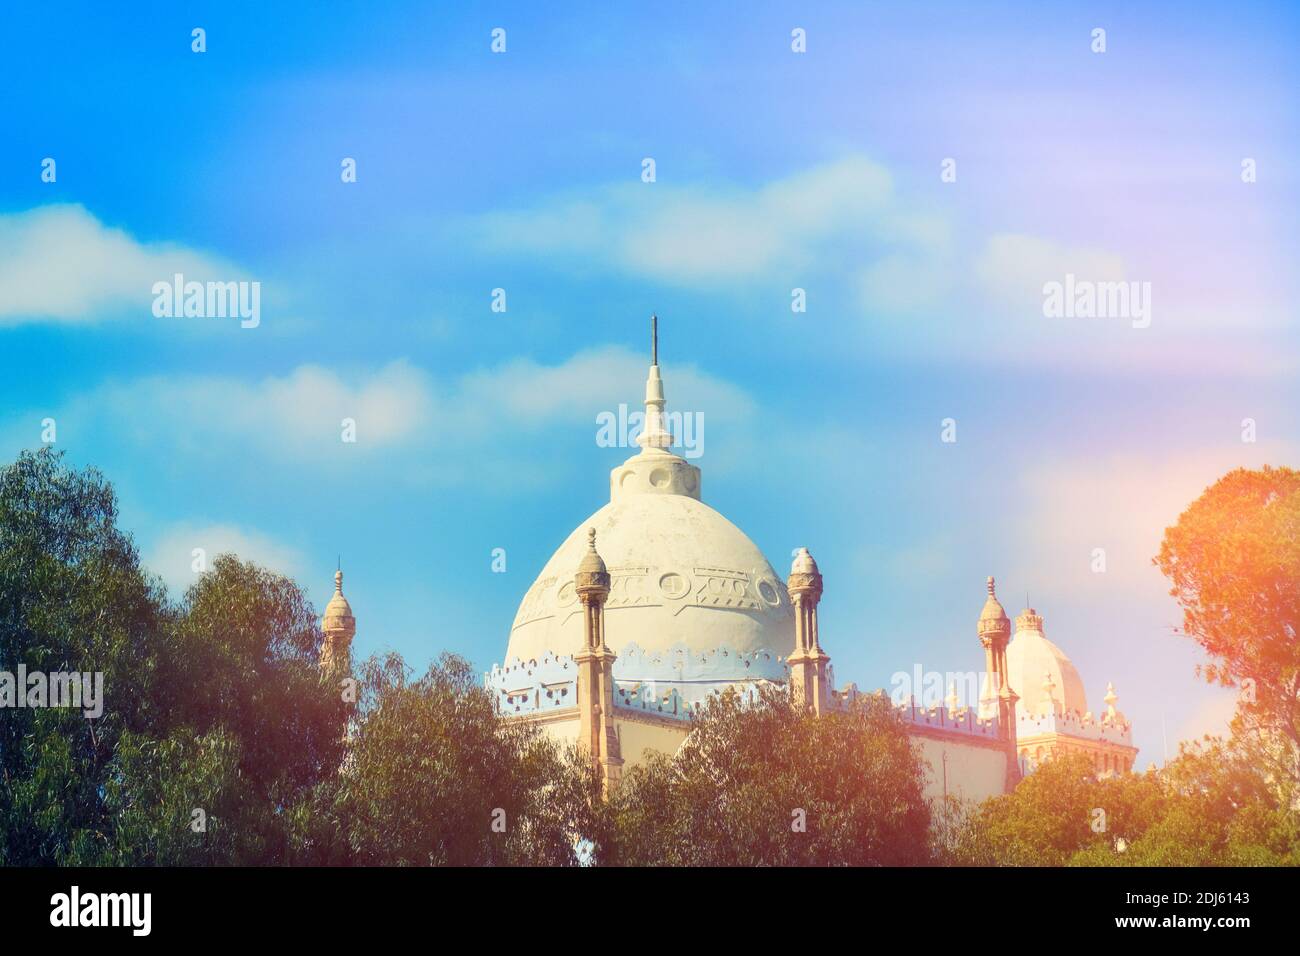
[613,676,770,719]
[833,684,1002,740]
[614,682,693,718]
[485,651,576,716]
[487,647,1007,741]
[1017,708,1133,746]
[830,678,857,707]
[898,698,1001,739]
[487,642,786,721]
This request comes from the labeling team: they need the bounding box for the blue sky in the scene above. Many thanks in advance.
[3,1,1298,765]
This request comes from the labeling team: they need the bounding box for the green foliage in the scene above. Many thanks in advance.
[949,744,1300,866]
[316,651,597,865]
[942,465,1300,867]
[0,449,344,864]
[949,754,1155,866]
[599,687,932,866]
[0,449,170,863]
[5,450,1296,868]
[101,728,268,865]
[165,554,348,824]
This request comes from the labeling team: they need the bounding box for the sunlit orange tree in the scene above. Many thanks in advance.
[1156,466,1300,790]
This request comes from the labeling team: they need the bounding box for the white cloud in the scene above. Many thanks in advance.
[22,348,757,485]
[0,205,236,325]
[144,522,304,599]
[975,233,1128,312]
[92,360,435,459]
[472,158,1258,374]
[471,158,1294,375]
[472,156,943,287]
[458,346,755,425]
[857,252,954,314]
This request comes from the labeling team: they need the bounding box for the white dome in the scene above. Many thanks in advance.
[1006,609,1089,717]
[506,494,794,666]
[505,331,798,678]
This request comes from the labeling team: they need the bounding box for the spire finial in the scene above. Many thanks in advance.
[334,568,343,593]
[587,526,597,551]
[987,575,996,597]
[636,315,673,450]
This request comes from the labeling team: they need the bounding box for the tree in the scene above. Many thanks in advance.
[0,449,171,864]
[161,553,349,860]
[949,746,1300,866]
[949,754,1164,866]
[1156,466,1300,789]
[1132,737,1300,866]
[316,651,596,866]
[0,449,599,867]
[99,727,268,865]
[600,687,932,866]
[0,449,348,864]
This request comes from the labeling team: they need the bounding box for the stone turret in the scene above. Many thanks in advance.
[573,528,623,794]
[977,576,1021,789]
[787,547,831,716]
[320,568,355,680]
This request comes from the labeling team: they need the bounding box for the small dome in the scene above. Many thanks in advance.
[791,547,819,575]
[1005,608,1088,716]
[576,527,608,575]
[979,576,1009,623]
[322,570,355,629]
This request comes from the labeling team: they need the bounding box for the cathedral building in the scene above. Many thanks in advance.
[321,321,1137,802]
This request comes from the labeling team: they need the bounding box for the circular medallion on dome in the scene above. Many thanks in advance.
[658,572,689,600]
[757,578,781,607]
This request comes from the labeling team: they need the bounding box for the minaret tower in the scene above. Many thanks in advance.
[787,547,831,716]
[977,576,1021,789]
[320,567,356,681]
[573,528,623,794]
